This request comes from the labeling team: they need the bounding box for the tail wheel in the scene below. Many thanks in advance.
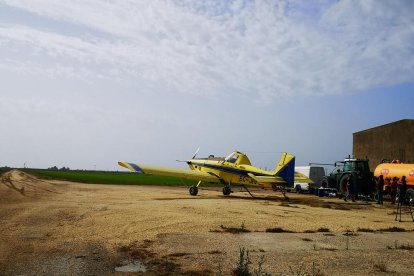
[223,186,231,196]
[189,186,198,196]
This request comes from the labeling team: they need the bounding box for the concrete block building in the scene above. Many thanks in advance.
[353,119,414,170]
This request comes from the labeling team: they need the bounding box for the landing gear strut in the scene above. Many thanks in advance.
[242,185,255,198]
[272,184,288,200]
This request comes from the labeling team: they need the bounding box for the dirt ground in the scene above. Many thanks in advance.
[1,170,414,275]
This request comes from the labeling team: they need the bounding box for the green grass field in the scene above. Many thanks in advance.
[23,169,215,187]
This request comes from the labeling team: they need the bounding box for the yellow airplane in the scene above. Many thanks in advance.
[118,151,312,197]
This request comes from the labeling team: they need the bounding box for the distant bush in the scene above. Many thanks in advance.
[265,227,294,233]
[317,227,330,233]
[357,228,375,232]
[379,227,406,232]
[373,262,388,272]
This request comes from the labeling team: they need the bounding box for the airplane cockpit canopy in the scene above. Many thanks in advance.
[225,151,251,166]
[225,153,239,163]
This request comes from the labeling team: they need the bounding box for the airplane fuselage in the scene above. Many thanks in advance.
[187,159,271,187]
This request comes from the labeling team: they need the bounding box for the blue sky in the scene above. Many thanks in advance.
[0,0,413,170]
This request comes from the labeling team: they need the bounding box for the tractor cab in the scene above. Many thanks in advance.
[343,158,370,173]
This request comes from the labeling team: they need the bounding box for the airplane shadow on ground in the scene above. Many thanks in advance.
[154,187,371,211]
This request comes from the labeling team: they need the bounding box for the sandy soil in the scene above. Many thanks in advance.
[1,170,414,275]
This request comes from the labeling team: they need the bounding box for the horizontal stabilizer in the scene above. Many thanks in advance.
[247,173,285,184]
[294,171,314,183]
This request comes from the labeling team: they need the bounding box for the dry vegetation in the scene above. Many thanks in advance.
[1,170,414,275]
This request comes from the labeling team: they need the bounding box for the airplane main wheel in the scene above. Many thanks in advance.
[189,186,198,196]
[223,186,231,196]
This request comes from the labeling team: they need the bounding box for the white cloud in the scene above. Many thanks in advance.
[0,0,413,102]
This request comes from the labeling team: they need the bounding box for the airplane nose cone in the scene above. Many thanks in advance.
[187,161,195,170]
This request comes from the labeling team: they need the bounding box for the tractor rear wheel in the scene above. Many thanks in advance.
[340,175,349,194]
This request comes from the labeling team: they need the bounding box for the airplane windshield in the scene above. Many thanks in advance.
[225,153,239,163]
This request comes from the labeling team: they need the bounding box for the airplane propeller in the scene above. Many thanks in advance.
[176,147,200,163]
[192,147,200,159]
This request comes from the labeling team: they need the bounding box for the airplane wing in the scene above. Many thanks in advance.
[118,162,220,183]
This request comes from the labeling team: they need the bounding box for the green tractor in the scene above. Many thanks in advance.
[321,157,375,197]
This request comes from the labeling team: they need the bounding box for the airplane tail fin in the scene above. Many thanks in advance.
[273,153,295,186]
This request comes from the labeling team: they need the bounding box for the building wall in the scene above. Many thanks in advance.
[353,120,414,170]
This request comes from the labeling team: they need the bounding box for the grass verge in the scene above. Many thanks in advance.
[23,169,216,187]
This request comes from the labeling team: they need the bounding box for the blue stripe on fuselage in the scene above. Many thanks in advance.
[191,162,268,177]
